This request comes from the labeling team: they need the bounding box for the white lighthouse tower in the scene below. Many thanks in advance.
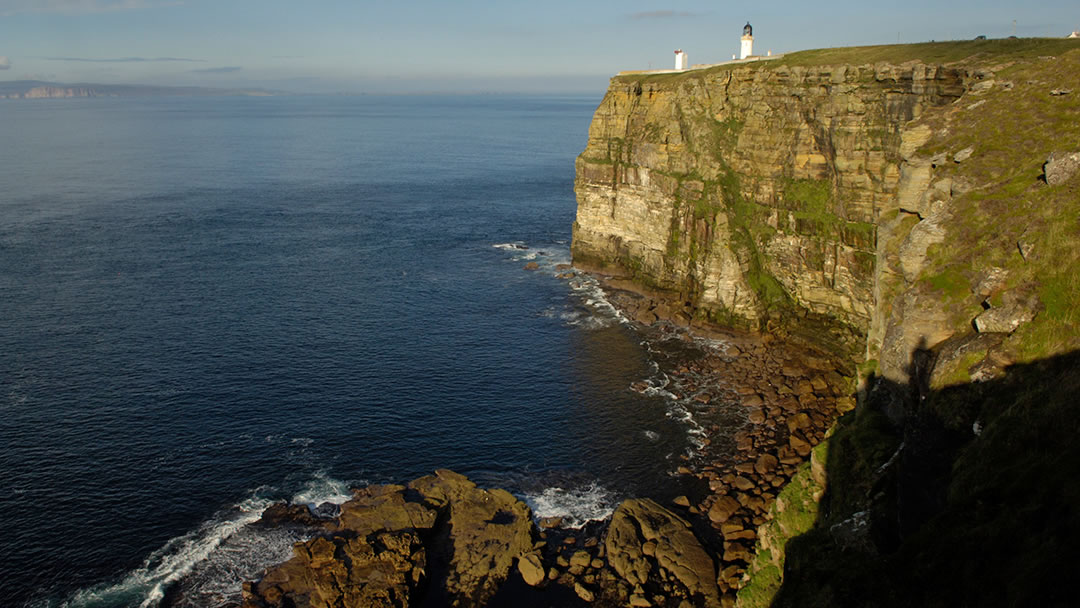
[674,49,688,70]
[740,22,754,60]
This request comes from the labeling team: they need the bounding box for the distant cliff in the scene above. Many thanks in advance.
[573,37,1080,607]
[0,80,274,99]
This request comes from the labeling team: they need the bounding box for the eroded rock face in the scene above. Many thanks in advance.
[409,470,535,605]
[605,498,721,608]
[242,470,535,608]
[572,61,968,351]
[243,531,426,608]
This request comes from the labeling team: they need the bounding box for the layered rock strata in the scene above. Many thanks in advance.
[572,61,967,357]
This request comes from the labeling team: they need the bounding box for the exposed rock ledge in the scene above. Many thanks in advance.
[241,470,721,608]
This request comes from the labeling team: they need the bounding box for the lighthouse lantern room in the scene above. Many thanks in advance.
[740,22,754,60]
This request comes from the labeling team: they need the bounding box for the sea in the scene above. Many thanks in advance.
[0,94,715,607]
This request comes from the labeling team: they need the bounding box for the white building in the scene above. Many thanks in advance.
[1069,30,1080,38]
[674,49,688,70]
[740,22,754,60]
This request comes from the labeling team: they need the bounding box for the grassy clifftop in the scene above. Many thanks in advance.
[576,38,1080,606]
[729,39,1080,607]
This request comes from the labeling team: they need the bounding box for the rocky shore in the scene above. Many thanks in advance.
[238,273,852,608]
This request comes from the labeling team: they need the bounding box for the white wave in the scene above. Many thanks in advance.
[562,275,631,330]
[492,242,529,251]
[523,483,618,528]
[290,471,353,508]
[643,430,660,442]
[665,403,707,450]
[63,472,354,608]
[63,494,274,608]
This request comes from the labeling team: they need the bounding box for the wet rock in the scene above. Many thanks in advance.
[257,502,333,529]
[538,516,564,529]
[524,261,540,270]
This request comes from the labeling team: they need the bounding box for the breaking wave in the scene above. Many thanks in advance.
[522,482,618,528]
[61,472,353,608]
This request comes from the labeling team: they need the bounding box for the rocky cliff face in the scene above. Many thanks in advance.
[573,40,1080,608]
[572,60,967,357]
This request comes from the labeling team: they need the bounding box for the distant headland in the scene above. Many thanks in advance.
[0,80,276,99]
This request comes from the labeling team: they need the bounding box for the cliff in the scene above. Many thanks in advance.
[0,80,274,99]
[573,37,1080,607]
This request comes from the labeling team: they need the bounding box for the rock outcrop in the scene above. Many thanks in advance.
[605,499,721,608]
[574,40,1080,608]
[572,60,967,357]
[243,470,535,608]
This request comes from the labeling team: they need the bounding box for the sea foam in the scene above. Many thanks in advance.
[63,472,354,608]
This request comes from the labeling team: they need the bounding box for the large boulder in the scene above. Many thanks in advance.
[409,469,535,605]
[605,498,721,608]
[1045,150,1080,186]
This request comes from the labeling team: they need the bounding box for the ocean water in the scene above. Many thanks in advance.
[0,95,705,607]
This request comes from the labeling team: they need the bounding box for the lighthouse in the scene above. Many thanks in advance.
[674,49,688,70]
[740,22,754,60]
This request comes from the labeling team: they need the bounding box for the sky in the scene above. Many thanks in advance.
[1,0,1079,94]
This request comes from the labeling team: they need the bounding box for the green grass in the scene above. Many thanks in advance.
[613,39,1080,90]
[925,267,970,302]
[776,38,1080,67]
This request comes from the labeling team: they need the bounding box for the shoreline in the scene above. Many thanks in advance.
[236,268,854,606]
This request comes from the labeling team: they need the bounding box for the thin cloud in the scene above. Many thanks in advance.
[42,56,204,62]
[0,56,10,69]
[629,10,703,20]
[0,0,182,16]
[190,66,242,74]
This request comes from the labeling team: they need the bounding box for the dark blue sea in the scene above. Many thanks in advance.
[0,95,708,607]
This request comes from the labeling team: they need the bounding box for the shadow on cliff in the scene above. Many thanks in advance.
[770,345,1080,608]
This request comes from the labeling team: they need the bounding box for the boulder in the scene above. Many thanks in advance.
[708,496,742,524]
[973,290,1039,334]
[605,498,721,607]
[1045,150,1080,186]
[518,553,546,587]
[410,470,535,605]
[754,453,779,475]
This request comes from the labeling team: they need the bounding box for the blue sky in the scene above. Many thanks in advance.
[1,0,1078,93]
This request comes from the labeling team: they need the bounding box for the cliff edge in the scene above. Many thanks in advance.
[573,37,1080,607]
